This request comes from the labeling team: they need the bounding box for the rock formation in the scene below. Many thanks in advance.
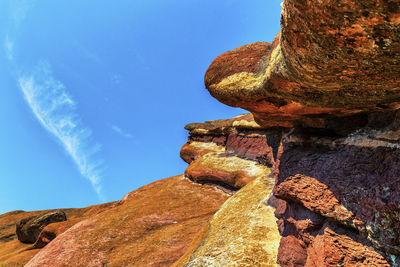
[200,0,400,266]
[24,175,229,267]
[16,210,67,244]
[174,176,280,266]
[1,0,399,266]
[1,115,280,266]
[205,0,400,128]
[0,202,116,266]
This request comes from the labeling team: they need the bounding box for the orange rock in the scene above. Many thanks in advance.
[25,175,229,267]
[205,0,400,127]
[0,203,116,266]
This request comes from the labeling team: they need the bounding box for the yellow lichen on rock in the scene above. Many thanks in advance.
[209,72,265,101]
[174,175,280,267]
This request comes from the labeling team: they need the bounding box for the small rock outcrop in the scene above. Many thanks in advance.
[16,210,67,244]
[181,114,282,190]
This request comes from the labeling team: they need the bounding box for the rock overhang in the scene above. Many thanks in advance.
[205,0,400,128]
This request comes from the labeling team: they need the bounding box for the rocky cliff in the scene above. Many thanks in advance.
[1,116,279,266]
[200,0,400,265]
[1,0,399,266]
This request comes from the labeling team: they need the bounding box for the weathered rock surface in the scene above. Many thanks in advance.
[181,114,283,187]
[174,175,280,266]
[16,210,67,244]
[24,175,229,267]
[274,111,400,266]
[0,202,116,266]
[185,152,270,189]
[202,1,400,266]
[2,1,400,266]
[205,0,400,128]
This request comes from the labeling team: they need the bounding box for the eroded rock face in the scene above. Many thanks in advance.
[16,210,67,244]
[202,1,400,265]
[181,114,283,190]
[275,111,400,266]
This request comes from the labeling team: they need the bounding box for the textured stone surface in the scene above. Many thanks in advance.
[174,175,280,266]
[25,175,229,267]
[185,152,270,189]
[205,0,400,127]
[274,112,400,266]
[31,219,81,249]
[0,203,116,266]
[182,115,281,190]
[306,222,390,267]
[180,141,225,164]
[16,210,67,244]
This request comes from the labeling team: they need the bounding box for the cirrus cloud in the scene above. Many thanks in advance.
[19,61,105,199]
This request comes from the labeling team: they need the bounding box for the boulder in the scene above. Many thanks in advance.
[16,210,67,244]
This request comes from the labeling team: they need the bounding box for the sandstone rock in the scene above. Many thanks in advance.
[174,175,280,266]
[226,130,275,165]
[185,152,269,189]
[25,175,229,267]
[306,222,390,267]
[181,114,281,191]
[275,111,400,266]
[0,203,116,266]
[205,1,400,127]
[180,141,225,164]
[16,210,67,244]
[32,219,81,249]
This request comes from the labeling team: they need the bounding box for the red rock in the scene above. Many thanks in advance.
[306,222,390,267]
[32,219,81,249]
[274,111,400,265]
[205,1,400,127]
[180,141,224,164]
[278,235,307,267]
[204,42,272,89]
[25,175,229,267]
[226,130,274,165]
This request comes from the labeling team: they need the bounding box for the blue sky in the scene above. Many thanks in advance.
[0,0,282,214]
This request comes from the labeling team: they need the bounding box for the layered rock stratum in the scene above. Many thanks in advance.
[1,0,399,266]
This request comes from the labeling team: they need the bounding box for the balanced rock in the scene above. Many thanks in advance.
[16,210,67,244]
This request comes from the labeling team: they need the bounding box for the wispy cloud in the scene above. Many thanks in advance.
[4,35,14,60]
[19,61,105,199]
[111,125,133,138]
